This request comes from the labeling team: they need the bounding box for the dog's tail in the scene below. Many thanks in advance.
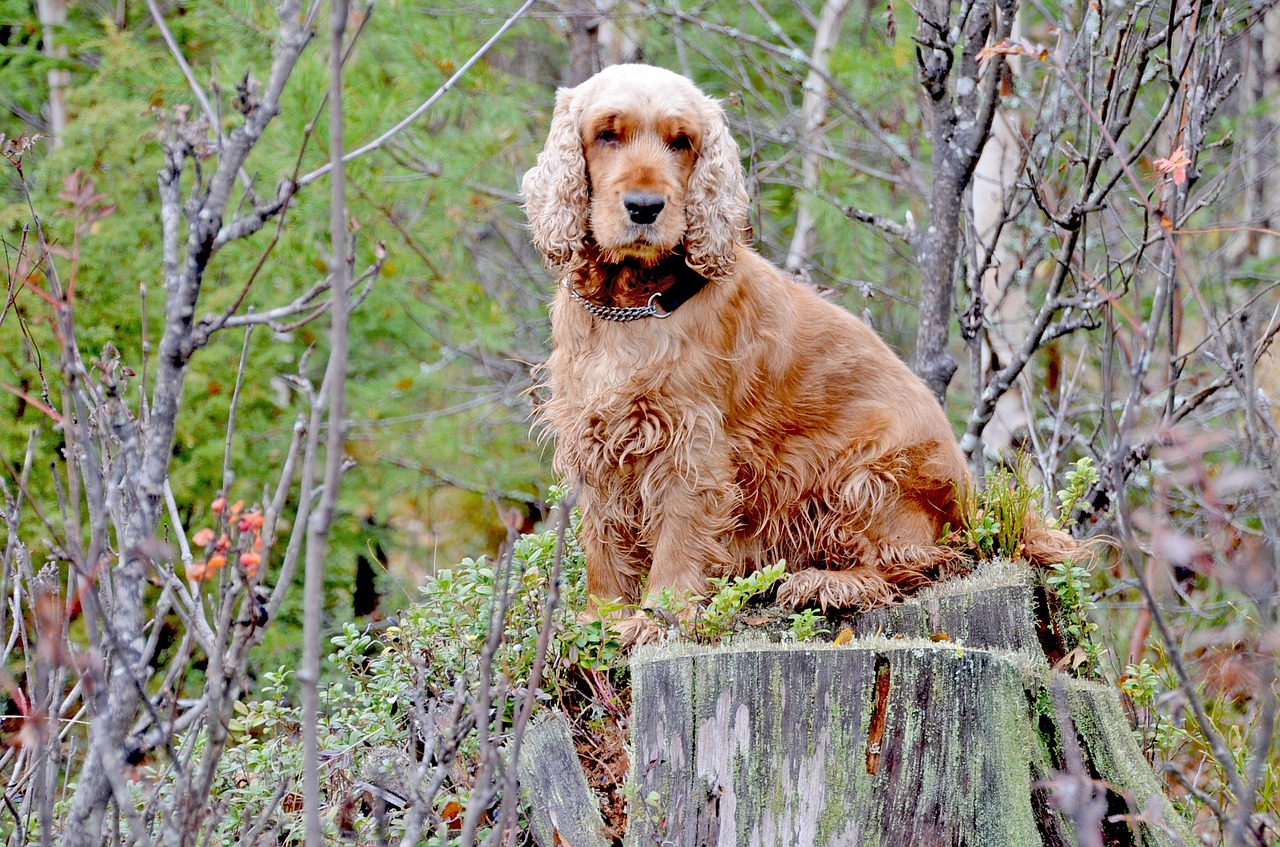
[1019,511,1084,567]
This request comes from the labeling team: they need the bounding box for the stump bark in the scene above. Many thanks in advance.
[625,562,1193,847]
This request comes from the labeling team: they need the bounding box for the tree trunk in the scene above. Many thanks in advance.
[911,0,1016,403]
[971,103,1030,464]
[566,0,602,85]
[1247,4,1280,259]
[783,0,855,277]
[36,0,68,146]
[624,563,1192,847]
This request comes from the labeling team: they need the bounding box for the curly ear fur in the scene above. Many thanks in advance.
[521,88,589,271]
[684,96,749,281]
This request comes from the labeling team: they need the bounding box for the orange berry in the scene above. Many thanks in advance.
[211,496,227,514]
[216,533,230,552]
[229,500,245,520]
[191,528,215,547]
[241,551,262,579]
[207,554,226,571]
[186,561,208,582]
[244,512,265,531]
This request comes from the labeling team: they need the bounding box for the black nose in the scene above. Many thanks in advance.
[623,192,665,225]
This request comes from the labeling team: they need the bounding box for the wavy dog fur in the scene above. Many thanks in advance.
[522,65,1075,627]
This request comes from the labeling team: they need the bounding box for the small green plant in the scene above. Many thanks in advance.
[648,561,788,643]
[1045,557,1104,673]
[945,455,1097,563]
[787,608,829,642]
[1120,660,1178,755]
[697,560,788,641]
[619,781,670,844]
[946,457,1039,560]
[1055,456,1099,528]
[1119,660,1161,705]
[703,561,787,626]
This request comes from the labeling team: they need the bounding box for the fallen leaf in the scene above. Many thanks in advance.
[1053,645,1088,671]
[1152,145,1191,185]
[977,38,1050,62]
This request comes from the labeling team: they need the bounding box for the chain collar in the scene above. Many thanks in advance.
[561,279,672,322]
[559,259,712,323]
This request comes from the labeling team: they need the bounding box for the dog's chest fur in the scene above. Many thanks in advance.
[543,289,725,481]
[542,268,853,520]
[539,254,968,560]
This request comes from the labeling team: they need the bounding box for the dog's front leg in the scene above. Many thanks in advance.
[637,445,740,610]
[574,489,644,608]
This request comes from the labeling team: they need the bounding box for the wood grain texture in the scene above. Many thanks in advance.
[630,641,1036,846]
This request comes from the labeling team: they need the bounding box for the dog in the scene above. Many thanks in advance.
[522,64,1074,640]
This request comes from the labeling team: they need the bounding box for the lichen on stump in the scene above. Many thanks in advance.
[624,566,1193,847]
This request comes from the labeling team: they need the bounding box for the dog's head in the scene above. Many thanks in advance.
[521,64,749,282]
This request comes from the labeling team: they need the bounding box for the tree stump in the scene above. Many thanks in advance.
[626,562,1193,847]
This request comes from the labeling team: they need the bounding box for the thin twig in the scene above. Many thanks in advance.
[297,0,538,187]
[143,0,254,191]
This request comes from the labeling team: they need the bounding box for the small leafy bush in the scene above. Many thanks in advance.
[647,561,788,644]
[787,608,829,642]
[1045,557,1103,673]
[1055,456,1098,529]
[135,510,626,844]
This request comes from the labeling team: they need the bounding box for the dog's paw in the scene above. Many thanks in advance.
[610,611,668,647]
[777,568,897,612]
[776,569,830,610]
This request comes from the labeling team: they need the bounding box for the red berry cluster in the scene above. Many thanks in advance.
[187,497,266,582]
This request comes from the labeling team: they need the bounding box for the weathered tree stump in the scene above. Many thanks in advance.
[626,562,1193,847]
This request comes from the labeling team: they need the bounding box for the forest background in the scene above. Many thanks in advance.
[1,0,1278,843]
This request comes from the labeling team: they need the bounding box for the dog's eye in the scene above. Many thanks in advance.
[668,134,692,152]
[595,129,621,147]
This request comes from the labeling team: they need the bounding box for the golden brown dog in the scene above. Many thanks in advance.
[522,65,1071,638]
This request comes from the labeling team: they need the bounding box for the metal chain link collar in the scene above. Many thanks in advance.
[561,278,672,322]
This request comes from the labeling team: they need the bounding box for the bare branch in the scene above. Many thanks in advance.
[302,0,352,839]
[143,0,254,192]
[296,0,537,188]
[844,205,914,242]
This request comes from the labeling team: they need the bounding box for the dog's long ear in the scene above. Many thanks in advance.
[684,97,749,281]
[521,88,589,270]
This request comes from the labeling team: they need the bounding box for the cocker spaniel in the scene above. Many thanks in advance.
[522,64,1073,638]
